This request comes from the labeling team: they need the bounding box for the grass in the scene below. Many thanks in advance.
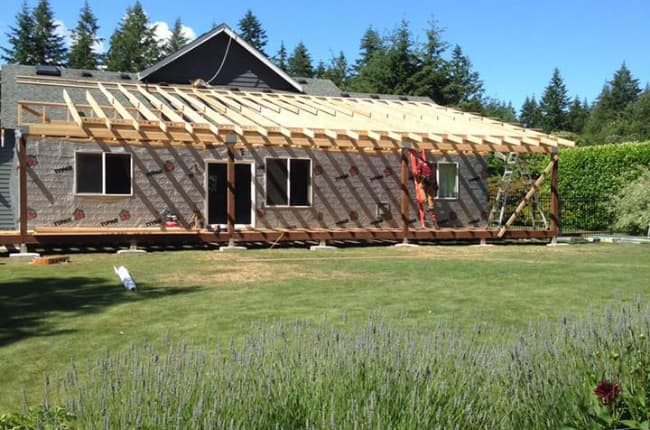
[1,243,649,412]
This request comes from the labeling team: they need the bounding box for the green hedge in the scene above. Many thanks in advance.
[559,141,650,231]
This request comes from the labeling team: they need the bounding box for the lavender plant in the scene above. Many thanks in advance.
[40,301,650,429]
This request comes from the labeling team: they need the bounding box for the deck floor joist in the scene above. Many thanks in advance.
[0,227,555,247]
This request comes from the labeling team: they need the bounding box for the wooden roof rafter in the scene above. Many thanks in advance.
[16,77,575,153]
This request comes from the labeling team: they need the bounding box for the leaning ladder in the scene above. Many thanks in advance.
[488,153,548,228]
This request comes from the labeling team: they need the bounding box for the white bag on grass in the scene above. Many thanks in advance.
[114,265,137,290]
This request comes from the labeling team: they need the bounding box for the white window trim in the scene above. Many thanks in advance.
[264,157,312,208]
[203,160,256,228]
[436,162,459,200]
[74,151,133,196]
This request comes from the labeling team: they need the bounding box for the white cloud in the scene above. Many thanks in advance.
[53,19,72,47]
[151,21,196,46]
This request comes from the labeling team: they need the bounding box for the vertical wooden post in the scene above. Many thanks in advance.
[400,148,410,243]
[226,143,235,244]
[550,150,560,236]
[19,132,27,245]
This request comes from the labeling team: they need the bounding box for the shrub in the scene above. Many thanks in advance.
[559,141,650,231]
[36,302,650,429]
[0,406,75,430]
[612,167,650,235]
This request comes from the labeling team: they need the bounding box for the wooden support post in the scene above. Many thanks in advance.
[19,132,27,245]
[400,148,410,243]
[550,150,560,236]
[226,141,236,245]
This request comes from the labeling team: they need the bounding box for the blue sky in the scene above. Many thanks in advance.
[1,0,648,110]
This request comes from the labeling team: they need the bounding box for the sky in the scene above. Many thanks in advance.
[0,0,648,110]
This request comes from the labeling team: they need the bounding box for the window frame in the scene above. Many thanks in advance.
[436,161,459,200]
[264,157,312,208]
[74,151,133,196]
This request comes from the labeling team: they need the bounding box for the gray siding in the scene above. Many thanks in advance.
[0,129,15,229]
[22,138,488,230]
[141,34,297,91]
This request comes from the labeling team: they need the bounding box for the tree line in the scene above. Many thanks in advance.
[3,0,648,146]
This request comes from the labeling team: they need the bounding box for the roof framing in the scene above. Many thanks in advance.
[16,75,575,154]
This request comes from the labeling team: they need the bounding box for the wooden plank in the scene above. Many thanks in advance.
[136,85,192,135]
[550,152,560,235]
[85,90,112,130]
[227,144,235,241]
[62,89,83,128]
[19,135,27,244]
[400,149,410,242]
[497,159,555,238]
[98,82,139,131]
[117,83,167,133]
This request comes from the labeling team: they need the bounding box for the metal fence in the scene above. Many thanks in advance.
[488,193,614,235]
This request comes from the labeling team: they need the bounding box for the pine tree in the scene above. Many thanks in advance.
[67,0,102,69]
[566,97,590,133]
[106,1,160,72]
[314,61,326,79]
[602,63,641,114]
[274,41,288,72]
[442,45,484,111]
[539,68,569,133]
[2,1,36,64]
[583,64,642,144]
[348,27,388,93]
[287,42,313,77]
[519,96,542,128]
[408,20,449,104]
[354,27,383,73]
[385,20,418,95]
[237,10,267,55]
[162,17,189,57]
[32,0,67,65]
[483,98,516,123]
[323,51,349,89]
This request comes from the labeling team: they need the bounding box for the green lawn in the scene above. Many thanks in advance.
[1,243,649,411]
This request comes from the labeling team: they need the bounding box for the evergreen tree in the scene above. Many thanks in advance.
[408,20,449,104]
[32,0,67,65]
[106,1,160,72]
[601,63,641,114]
[354,26,383,73]
[583,64,642,144]
[483,98,516,123]
[2,1,36,64]
[566,97,590,133]
[323,51,349,89]
[287,42,313,77]
[629,90,650,142]
[162,17,189,57]
[274,41,288,72]
[67,0,102,69]
[385,20,418,95]
[519,96,542,128]
[442,44,484,111]
[237,10,268,55]
[539,68,569,133]
[314,60,326,78]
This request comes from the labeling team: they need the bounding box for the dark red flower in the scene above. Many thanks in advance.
[164,161,174,172]
[594,380,620,405]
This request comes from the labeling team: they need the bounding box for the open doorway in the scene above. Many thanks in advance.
[206,161,255,227]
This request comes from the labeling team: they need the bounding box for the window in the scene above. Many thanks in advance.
[76,152,132,195]
[266,158,311,206]
[437,162,458,199]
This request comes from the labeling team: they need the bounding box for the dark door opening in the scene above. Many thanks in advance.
[207,163,252,225]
